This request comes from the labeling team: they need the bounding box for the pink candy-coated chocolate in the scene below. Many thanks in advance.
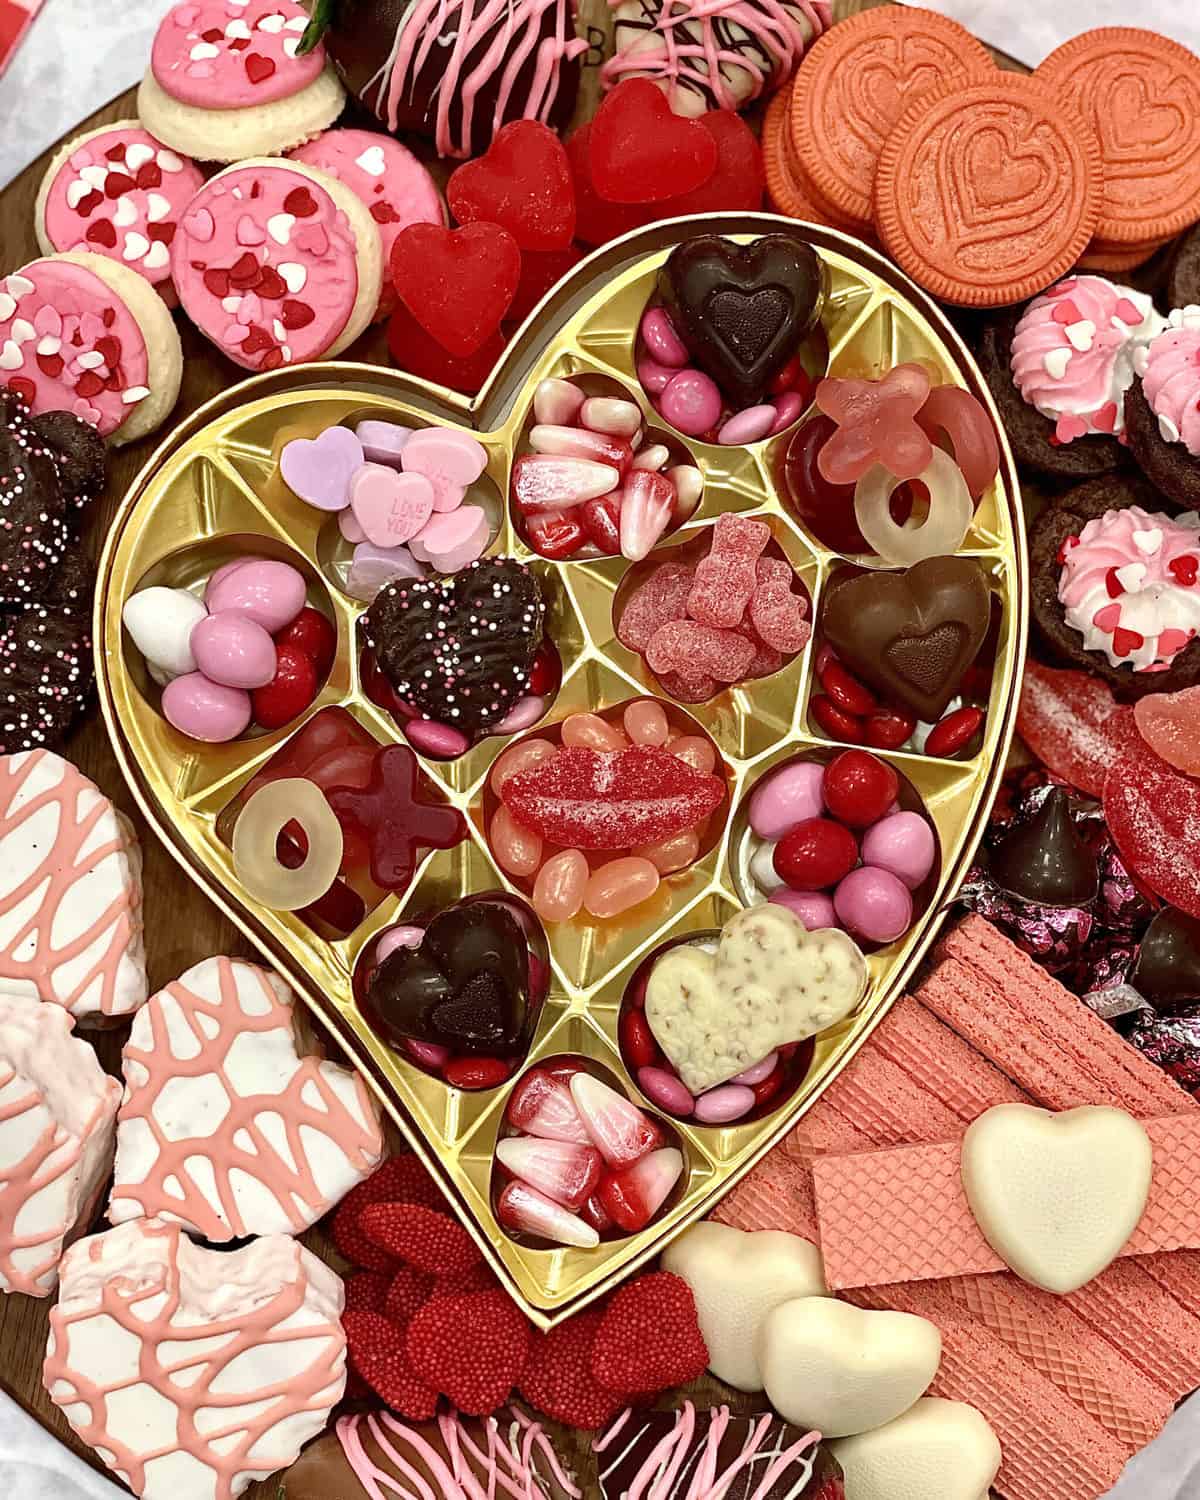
[769,887,838,929]
[660,369,722,437]
[161,672,252,742]
[490,737,557,794]
[718,405,776,446]
[561,713,629,751]
[689,512,771,628]
[532,849,588,922]
[733,1052,779,1086]
[694,1083,755,1123]
[403,717,471,757]
[638,1066,694,1115]
[152,0,323,109]
[190,611,277,690]
[205,559,306,633]
[584,857,660,918]
[491,804,544,877]
[635,828,700,873]
[769,392,806,436]
[834,865,912,944]
[638,357,676,395]
[376,925,424,961]
[640,307,690,367]
[624,699,669,747]
[406,1038,452,1068]
[749,760,824,839]
[860,811,936,890]
[492,695,547,736]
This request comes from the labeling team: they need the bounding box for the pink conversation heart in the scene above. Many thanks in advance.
[350,464,436,548]
[279,426,364,512]
[409,505,490,573]
[402,427,488,511]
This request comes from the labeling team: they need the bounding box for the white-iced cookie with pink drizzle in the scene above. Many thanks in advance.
[110,956,384,1240]
[44,1218,347,1500]
[172,158,382,372]
[0,994,120,1297]
[35,122,204,297]
[1010,275,1163,442]
[0,751,147,1024]
[138,0,345,163]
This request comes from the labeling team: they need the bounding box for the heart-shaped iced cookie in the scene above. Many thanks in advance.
[645,905,868,1093]
[758,1297,941,1438]
[832,1397,1001,1500]
[962,1103,1152,1294]
[661,1222,826,1391]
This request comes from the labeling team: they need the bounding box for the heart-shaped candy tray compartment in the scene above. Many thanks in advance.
[97,214,1027,1326]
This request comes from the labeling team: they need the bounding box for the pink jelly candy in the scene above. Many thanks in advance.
[688,512,771,628]
[645,619,757,683]
[1133,687,1200,777]
[617,563,694,652]
[1104,750,1200,920]
[815,363,934,486]
[749,557,811,654]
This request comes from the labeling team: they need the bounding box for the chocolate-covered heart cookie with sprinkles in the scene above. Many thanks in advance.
[0,400,71,606]
[364,556,545,735]
[0,548,94,752]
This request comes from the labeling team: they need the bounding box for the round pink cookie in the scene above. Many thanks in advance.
[37,123,204,290]
[151,0,324,109]
[172,161,363,372]
[0,259,150,436]
[289,129,443,312]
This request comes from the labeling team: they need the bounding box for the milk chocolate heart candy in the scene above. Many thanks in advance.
[644,905,868,1094]
[821,556,991,723]
[658,233,825,407]
[1131,906,1200,1008]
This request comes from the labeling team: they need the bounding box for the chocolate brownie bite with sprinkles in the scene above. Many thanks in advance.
[0,403,70,606]
[0,549,94,752]
[364,557,545,737]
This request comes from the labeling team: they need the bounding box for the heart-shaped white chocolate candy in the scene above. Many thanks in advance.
[645,905,868,1093]
[661,1222,826,1391]
[961,1103,1152,1294]
[757,1297,941,1438]
[832,1397,1001,1500]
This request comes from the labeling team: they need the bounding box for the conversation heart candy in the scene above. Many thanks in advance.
[402,427,488,511]
[349,465,436,548]
[280,425,365,512]
[617,563,695,652]
[408,506,490,573]
[646,619,757,683]
[688,512,771,628]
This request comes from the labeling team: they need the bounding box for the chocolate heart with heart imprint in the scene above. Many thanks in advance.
[821,556,991,723]
[363,556,544,735]
[1132,906,1200,1009]
[367,901,532,1055]
[657,233,825,407]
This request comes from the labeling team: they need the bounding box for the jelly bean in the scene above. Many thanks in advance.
[769,887,838,930]
[490,737,557,794]
[639,1066,694,1115]
[865,708,917,750]
[768,392,806,436]
[854,449,973,566]
[404,718,472,758]
[641,307,690,367]
[377,925,425,962]
[162,672,252,742]
[581,397,642,437]
[624,699,669,747]
[122,586,207,681]
[584,857,660,918]
[667,735,716,776]
[205,558,307,633]
[861,811,936,890]
[750,839,785,893]
[620,1007,659,1069]
[491,805,544,877]
[924,705,984,758]
[632,444,670,473]
[406,1038,452,1068]
[748,760,824,840]
[818,655,877,716]
[529,424,633,469]
[532,848,588,923]
[492,695,547,736]
[694,1084,755,1123]
[561,712,629,751]
[533,377,585,427]
[718,405,775,446]
[660,370,722,437]
[190,611,277,690]
[636,828,700,874]
[834,866,913,944]
[668,465,704,519]
[443,1056,513,1089]
[809,694,865,744]
[733,1052,779,1087]
[512,454,620,513]
[638,357,676,396]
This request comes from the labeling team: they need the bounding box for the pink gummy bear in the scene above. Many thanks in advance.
[750,557,811,653]
[645,619,756,683]
[688,513,771,628]
[815,363,934,486]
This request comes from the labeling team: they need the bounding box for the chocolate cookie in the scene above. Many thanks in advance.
[1030,474,1200,699]
[1167,223,1200,310]
[0,548,94,752]
[0,404,70,606]
[1124,375,1200,512]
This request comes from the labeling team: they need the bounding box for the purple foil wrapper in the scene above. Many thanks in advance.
[958,866,1095,976]
[1126,1006,1200,1095]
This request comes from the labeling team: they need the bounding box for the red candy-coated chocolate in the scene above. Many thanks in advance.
[326,744,467,890]
[388,303,506,395]
[1104,750,1200,920]
[822,750,899,828]
[620,1008,659,1070]
[818,653,877,716]
[588,79,718,205]
[391,223,522,358]
[251,642,318,730]
[915,385,999,501]
[446,121,576,251]
[688,513,771,628]
[502,744,724,850]
[864,708,917,750]
[773,817,859,890]
[443,1056,514,1090]
[924,705,984,758]
[809,694,866,744]
[814,365,934,486]
[275,606,336,677]
[1016,659,1129,798]
[617,564,695,653]
[645,619,756,684]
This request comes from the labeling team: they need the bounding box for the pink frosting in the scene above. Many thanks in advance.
[171,164,359,372]
[1010,275,1163,443]
[0,260,150,436]
[1135,306,1200,459]
[151,0,325,109]
[289,129,444,310]
[41,127,204,289]
[1058,504,1200,672]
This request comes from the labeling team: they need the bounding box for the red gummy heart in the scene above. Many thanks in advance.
[447,121,576,251]
[390,222,521,358]
[506,245,586,328]
[663,109,765,217]
[1104,750,1200,919]
[589,80,718,205]
[502,745,724,849]
[1016,660,1140,799]
[388,302,506,395]
[568,125,659,247]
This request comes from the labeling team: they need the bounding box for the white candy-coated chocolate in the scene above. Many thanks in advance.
[832,1397,1001,1500]
[122,585,208,680]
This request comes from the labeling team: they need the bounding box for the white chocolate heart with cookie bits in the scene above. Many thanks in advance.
[961,1103,1153,1294]
[645,904,868,1094]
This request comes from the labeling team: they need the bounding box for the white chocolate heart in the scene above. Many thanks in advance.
[661,1223,826,1391]
[757,1297,941,1438]
[961,1103,1152,1294]
[832,1397,1001,1500]
[645,905,868,1093]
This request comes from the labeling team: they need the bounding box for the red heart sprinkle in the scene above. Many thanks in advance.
[203,268,231,298]
[147,223,176,245]
[74,190,103,217]
[135,162,163,191]
[284,187,319,218]
[75,371,105,398]
[36,352,64,378]
[1112,626,1144,657]
[281,300,315,330]
[245,52,276,84]
[447,120,576,251]
[96,336,121,367]
[104,145,126,162]
[229,252,261,287]
[1055,534,1080,565]
[85,220,118,248]
[1170,554,1198,586]
[104,172,135,200]
[390,222,521,359]
[201,26,223,40]
[240,325,275,355]
[7,378,36,407]
[588,79,718,205]
[1105,566,1124,598]
[256,267,287,300]
[370,201,401,225]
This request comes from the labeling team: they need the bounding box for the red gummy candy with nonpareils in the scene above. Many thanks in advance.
[501,745,724,850]
[1104,750,1200,919]
[688,512,771,628]
[815,364,934,486]
[588,79,718,205]
[749,556,812,653]
[1016,660,1136,799]
[618,564,695,652]
[646,619,757,683]
[391,223,521,358]
[446,121,576,251]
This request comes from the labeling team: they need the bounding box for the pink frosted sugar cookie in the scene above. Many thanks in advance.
[0,993,120,1297]
[172,158,382,372]
[139,0,345,162]
[35,122,204,295]
[109,956,384,1241]
[1010,275,1164,444]
[290,129,444,315]
[0,254,182,444]
[45,1218,347,1500]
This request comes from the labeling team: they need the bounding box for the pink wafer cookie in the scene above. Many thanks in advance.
[709,1144,818,1242]
[870,994,1032,1116]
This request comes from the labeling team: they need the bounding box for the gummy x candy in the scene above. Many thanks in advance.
[502,745,724,850]
[588,80,719,205]
[446,121,576,252]
[688,512,771,628]
[646,619,757,684]
[815,363,934,486]
[617,564,695,653]
[749,557,812,653]
[391,223,521,358]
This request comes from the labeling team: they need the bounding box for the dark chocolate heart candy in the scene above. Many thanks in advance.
[1132,906,1200,1010]
[658,233,824,407]
[989,787,1099,906]
[367,901,531,1054]
[364,556,544,736]
[821,556,991,722]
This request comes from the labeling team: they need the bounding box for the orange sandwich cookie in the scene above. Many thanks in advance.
[1034,28,1200,248]
[1077,236,1173,274]
[763,87,847,228]
[874,75,1104,307]
[792,6,995,230]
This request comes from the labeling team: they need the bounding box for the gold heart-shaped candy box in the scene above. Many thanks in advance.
[96,215,1027,1326]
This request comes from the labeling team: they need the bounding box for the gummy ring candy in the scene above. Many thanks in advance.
[853,449,973,566]
[232,778,344,911]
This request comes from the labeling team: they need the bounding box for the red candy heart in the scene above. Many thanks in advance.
[568,125,659,247]
[387,303,507,395]
[588,80,718,205]
[1104,750,1200,919]
[506,246,586,327]
[447,121,576,251]
[391,223,521,358]
[1016,660,1139,799]
[663,110,765,217]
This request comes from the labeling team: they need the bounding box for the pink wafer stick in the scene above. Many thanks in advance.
[870,995,1032,1115]
[710,1145,819,1241]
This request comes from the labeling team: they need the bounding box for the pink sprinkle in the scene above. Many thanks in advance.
[1092,402,1118,434]
[1093,603,1122,632]
[1056,414,1089,443]
[1052,299,1082,325]
[1115,298,1143,326]
[1158,629,1192,657]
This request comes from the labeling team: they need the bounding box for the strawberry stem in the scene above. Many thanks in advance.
[296,0,337,54]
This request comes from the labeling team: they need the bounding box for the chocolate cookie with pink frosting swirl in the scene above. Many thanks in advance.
[1127,306,1200,512]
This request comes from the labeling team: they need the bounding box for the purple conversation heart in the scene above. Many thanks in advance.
[356,420,414,467]
[280,425,364,512]
[346,541,426,603]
